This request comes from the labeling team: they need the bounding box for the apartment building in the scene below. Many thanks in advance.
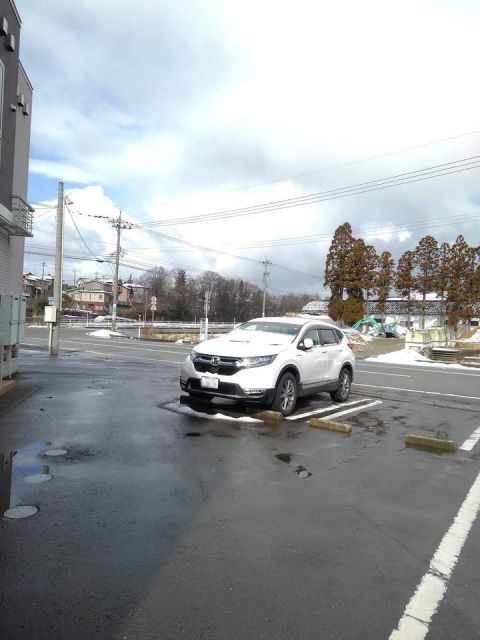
[0,0,33,377]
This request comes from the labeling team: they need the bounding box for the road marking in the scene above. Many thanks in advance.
[459,426,480,451]
[84,350,183,364]
[357,362,480,378]
[354,383,480,402]
[45,338,190,356]
[389,468,480,639]
[286,398,372,421]
[356,369,410,377]
[321,400,382,420]
[23,336,191,355]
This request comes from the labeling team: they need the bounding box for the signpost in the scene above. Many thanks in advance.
[150,295,157,323]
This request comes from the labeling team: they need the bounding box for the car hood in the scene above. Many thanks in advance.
[195,333,292,357]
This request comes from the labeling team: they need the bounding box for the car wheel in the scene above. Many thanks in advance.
[330,367,352,403]
[272,372,298,416]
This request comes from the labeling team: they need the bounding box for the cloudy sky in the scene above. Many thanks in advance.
[17,0,480,295]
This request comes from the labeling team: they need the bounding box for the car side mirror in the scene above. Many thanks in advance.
[302,337,314,350]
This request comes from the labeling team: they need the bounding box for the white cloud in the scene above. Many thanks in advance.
[18,0,480,293]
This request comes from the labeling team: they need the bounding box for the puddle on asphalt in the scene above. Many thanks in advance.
[350,414,388,436]
[275,453,292,464]
[1,442,52,517]
[185,432,202,437]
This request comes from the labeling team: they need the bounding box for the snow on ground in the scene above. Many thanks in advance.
[366,348,474,369]
[457,328,480,343]
[88,329,123,338]
[27,324,47,328]
[344,328,372,344]
[164,401,262,423]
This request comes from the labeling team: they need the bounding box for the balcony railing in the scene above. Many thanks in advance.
[11,196,34,236]
[0,196,34,237]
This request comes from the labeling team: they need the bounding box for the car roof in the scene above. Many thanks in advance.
[244,316,340,329]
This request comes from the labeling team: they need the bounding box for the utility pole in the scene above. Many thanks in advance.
[88,211,136,331]
[261,258,272,317]
[111,211,122,331]
[40,260,46,295]
[50,181,64,355]
[204,290,210,340]
[73,267,77,287]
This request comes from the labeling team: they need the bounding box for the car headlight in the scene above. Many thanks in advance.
[189,349,198,362]
[242,354,277,368]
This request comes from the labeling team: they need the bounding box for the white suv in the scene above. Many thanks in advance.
[180,317,355,416]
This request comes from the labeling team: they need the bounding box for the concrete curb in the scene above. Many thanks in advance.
[405,434,458,452]
[252,410,283,422]
[309,417,352,435]
[0,380,15,396]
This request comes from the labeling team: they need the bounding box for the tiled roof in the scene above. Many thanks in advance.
[303,299,480,316]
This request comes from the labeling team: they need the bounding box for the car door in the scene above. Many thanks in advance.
[319,328,343,381]
[296,327,329,388]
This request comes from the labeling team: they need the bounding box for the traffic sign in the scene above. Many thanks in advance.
[150,296,157,304]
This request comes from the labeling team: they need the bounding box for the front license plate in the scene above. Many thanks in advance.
[201,377,219,389]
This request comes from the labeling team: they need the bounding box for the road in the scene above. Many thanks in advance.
[0,326,479,639]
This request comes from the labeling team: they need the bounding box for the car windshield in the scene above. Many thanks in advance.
[232,321,302,338]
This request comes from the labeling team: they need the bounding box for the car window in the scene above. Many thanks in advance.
[319,328,337,345]
[334,329,344,342]
[234,321,302,337]
[303,328,321,345]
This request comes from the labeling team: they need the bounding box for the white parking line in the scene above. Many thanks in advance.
[389,468,480,639]
[460,426,480,451]
[286,398,372,421]
[354,383,480,401]
[320,400,382,420]
[356,369,410,378]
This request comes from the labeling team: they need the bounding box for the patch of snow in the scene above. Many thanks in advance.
[366,348,474,369]
[88,329,123,338]
[27,324,47,328]
[164,401,262,423]
[458,329,480,343]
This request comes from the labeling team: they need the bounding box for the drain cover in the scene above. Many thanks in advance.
[24,473,52,484]
[44,448,68,457]
[3,505,38,519]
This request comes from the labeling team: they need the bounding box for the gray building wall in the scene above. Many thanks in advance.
[0,0,21,211]
[0,0,32,296]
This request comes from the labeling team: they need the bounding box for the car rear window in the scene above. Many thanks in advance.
[319,328,338,345]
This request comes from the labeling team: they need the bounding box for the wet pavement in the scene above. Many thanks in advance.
[0,336,479,639]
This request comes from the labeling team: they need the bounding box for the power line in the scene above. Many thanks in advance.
[138,156,480,228]
[23,248,304,295]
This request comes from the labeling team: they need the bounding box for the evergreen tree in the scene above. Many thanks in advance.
[413,235,439,328]
[395,250,415,328]
[447,235,477,327]
[376,251,395,322]
[324,222,356,301]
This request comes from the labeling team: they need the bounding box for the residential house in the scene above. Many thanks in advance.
[72,277,127,314]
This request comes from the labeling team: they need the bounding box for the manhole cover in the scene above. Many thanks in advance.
[3,505,38,519]
[44,448,68,457]
[24,473,52,484]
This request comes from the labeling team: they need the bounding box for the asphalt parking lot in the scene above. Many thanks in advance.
[0,327,479,639]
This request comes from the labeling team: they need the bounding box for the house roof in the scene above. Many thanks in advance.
[303,299,480,316]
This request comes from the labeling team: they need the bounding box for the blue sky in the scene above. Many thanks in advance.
[16,0,480,292]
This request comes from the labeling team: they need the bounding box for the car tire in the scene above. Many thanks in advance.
[272,372,298,416]
[330,367,352,403]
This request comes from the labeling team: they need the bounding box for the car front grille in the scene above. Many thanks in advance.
[193,355,242,376]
